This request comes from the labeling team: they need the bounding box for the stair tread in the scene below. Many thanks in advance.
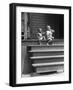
[32,62,64,67]
[29,49,64,52]
[27,44,64,47]
[22,39,64,42]
[36,69,64,73]
[30,55,64,59]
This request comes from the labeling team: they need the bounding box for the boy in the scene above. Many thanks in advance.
[46,25,55,45]
[37,28,45,45]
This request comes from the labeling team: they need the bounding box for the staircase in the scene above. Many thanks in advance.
[26,39,64,75]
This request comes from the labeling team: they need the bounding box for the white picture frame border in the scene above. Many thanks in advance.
[16,6,70,84]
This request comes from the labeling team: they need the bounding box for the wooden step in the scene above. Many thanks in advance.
[29,49,64,53]
[36,68,64,73]
[36,64,64,73]
[27,44,64,47]
[32,62,64,67]
[30,55,64,59]
[33,57,64,64]
[30,45,64,51]
[22,39,64,46]
[31,51,64,57]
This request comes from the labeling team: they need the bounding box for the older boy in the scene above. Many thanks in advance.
[46,25,55,45]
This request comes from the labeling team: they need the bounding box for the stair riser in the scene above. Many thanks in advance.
[54,42,64,45]
[22,40,64,46]
[35,64,64,73]
[31,46,64,50]
[32,58,64,64]
[32,51,64,57]
[23,42,64,46]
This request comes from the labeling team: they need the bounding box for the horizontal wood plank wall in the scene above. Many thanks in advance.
[29,13,62,39]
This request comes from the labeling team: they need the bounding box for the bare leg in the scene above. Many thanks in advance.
[39,40,42,45]
[47,40,50,45]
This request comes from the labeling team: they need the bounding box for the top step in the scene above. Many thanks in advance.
[22,39,64,46]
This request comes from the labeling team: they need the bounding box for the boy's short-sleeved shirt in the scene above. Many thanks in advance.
[46,31,52,39]
[37,33,43,40]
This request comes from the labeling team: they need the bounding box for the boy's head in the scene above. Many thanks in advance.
[47,25,51,31]
[38,28,42,32]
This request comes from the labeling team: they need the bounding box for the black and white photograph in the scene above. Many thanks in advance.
[10,3,71,87]
[21,12,64,77]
